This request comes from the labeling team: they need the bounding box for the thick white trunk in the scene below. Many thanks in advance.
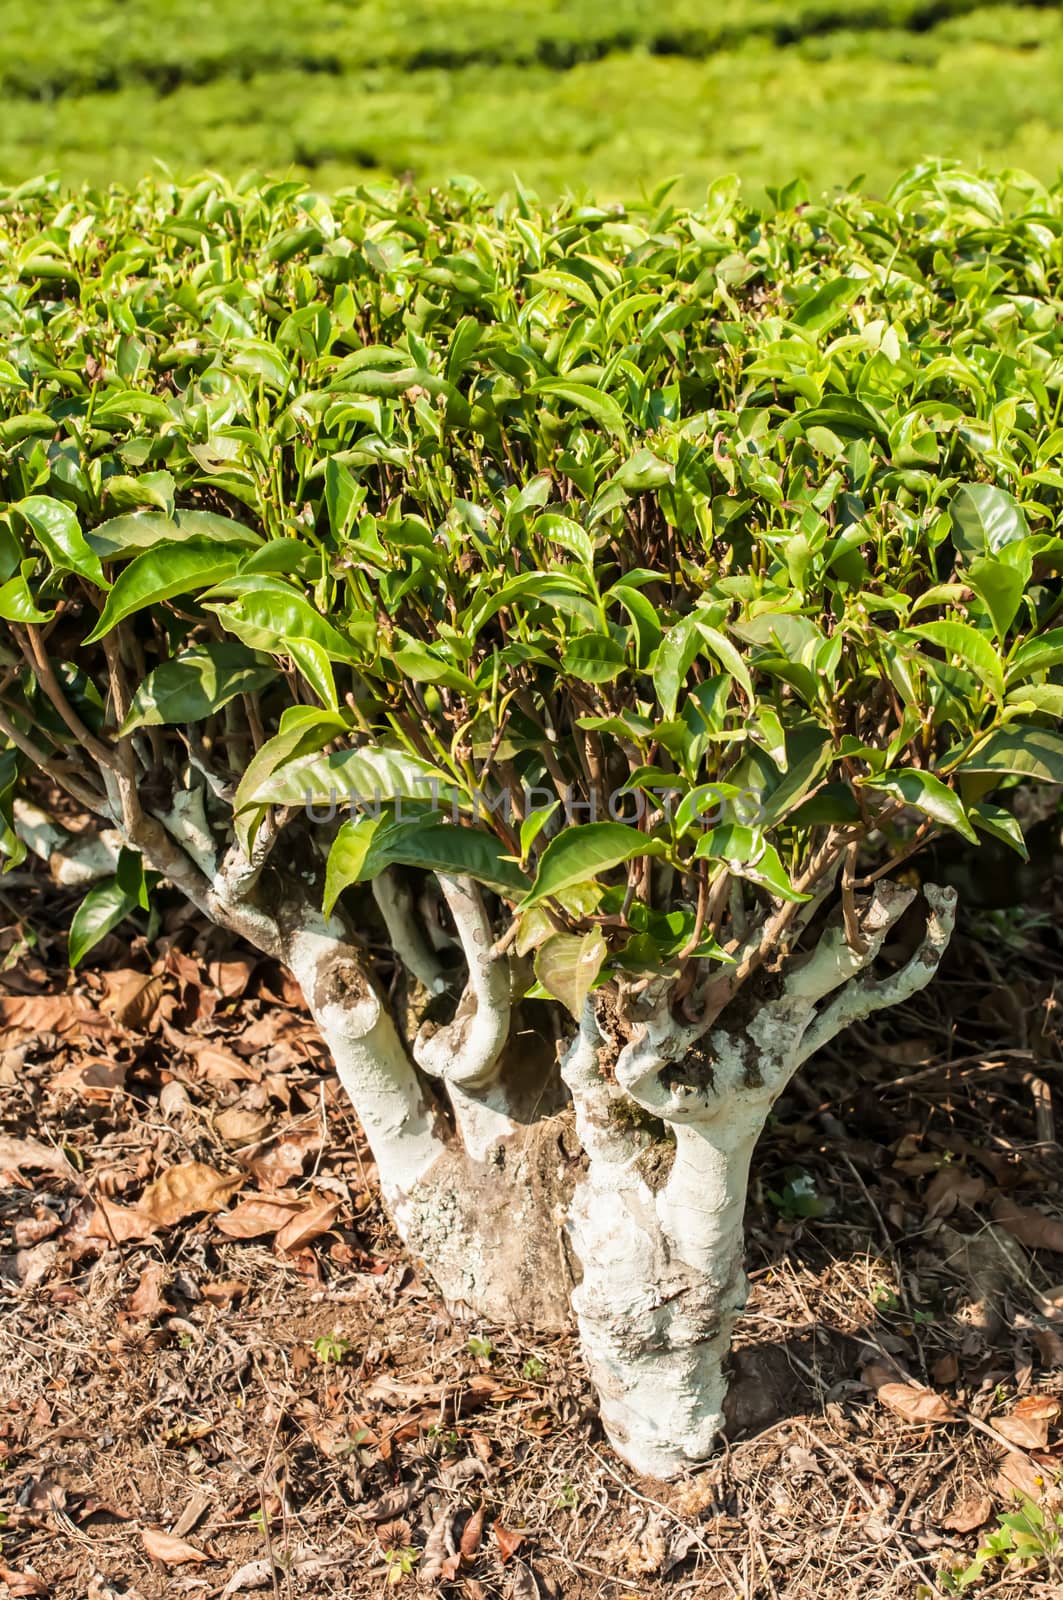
[284,915,574,1329]
[251,867,959,1478]
[565,1042,770,1478]
[562,885,957,1478]
[285,920,443,1201]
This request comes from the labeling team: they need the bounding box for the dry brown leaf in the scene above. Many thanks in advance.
[993,1451,1048,1503]
[461,1503,486,1559]
[170,1489,211,1540]
[201,1279,247,1306]
[877,1382,954,1423]
[208,958,256,999]
[158,1080,192,1121]
[419,1507,454,1583]
[361,1486,418,1523]
[363,1376,443,1407]
[213,1196,303,1240]
[246,1128,322,1189]
[0,1136,71,1177]
[259,967,306,1010]
[925,1167,986,1220]
[213,1107,273,1147]
[231,1016,278,1055]
[128,1262,171,1318]
[86,1197,159,1243]
[993,1197,1063,1253]
[932,1352,960,1385]
[996,1394,1062,1450]
[0,994,110,1040]
[493,1522,525,1564]
[98,968,146,1006]
[942,1493,993,1533]
[1014,1394,1060,1419]
[0,1566,50,1597]
[138,1162,243,1228]
[190,1041,260,1085]
[141,1528,210,1565]
[15,1241,58,1288]
[13,1214,60,1248]
[1034,1327,1063,1368]
[51,1058,127,1100]
[861,1359,908,1391]
[221,1559,275,1596]
[438,1458,491,1492]
[100,971,164,1030]
[273,1199,340,1255]
[263,1072,293,1110]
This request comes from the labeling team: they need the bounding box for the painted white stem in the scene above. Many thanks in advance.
[566,885,958,1478]
[411,874,517,1157]
[373,870,447,995]
[14,800,122,886]
[562,1005,644,1167]
[285,917,443,1201]
[284,911,572,1328]
[570,1108,763,1478]
[795,882,957,1065]
[414,874,510,1087]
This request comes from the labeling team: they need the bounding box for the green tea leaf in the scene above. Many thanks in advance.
[18,496,107,587]
[694,824,808,901]
[530,380,628,441]
[84,541,245,641]
[561,632,627,683]
[534,930,608,1018]
[120,644,277,733]
[86,509,261,561]
[863,767,978,842]
[949,483,1028,560]
[68,876,140,967]
[521,822,664,908]
[907,620,1004,702]
[961,727,1063,784]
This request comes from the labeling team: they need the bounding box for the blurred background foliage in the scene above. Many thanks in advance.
[2,0,1062,201]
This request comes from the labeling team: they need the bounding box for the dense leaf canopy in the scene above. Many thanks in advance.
[1,164,1062,993]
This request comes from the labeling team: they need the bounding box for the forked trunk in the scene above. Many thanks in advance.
[568,1116,762,1477]
[560,1004,779,1476]
[283,885,956,1479]
[284,919,578,1330]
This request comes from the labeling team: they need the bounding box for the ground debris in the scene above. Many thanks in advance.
[3,862,1063,1598]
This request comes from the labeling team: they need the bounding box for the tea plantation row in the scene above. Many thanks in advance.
[0,2,1060,199]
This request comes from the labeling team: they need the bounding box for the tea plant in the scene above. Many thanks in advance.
[1,3,1061,196]
[940,1497,1063,1590]
[2,163,1063,1473]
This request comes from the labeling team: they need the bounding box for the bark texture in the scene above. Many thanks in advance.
[285,913,577,1330]
[559,883,957,1476]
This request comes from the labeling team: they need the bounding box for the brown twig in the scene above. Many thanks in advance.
[21,624,120,771]
[0,701,108,812]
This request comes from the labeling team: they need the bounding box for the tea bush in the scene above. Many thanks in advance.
[2,163,1062,1473]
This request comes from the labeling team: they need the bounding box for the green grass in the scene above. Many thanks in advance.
[0,2,1061,199]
